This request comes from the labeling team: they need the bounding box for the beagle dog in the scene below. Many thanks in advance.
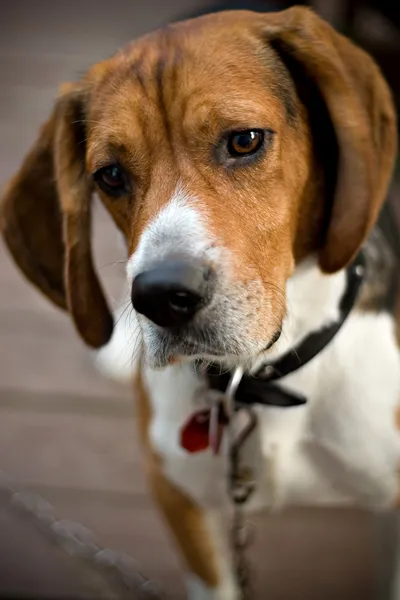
[1,6,399,599]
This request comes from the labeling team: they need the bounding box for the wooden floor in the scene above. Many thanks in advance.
[0,1,396,598]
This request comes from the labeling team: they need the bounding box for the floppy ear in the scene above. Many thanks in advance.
[263,6,398,272]
[0,84,113,347]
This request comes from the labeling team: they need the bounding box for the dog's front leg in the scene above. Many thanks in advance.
[136,371,239,600]
[147,462,239,600]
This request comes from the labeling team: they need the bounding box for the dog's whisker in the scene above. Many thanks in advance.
[98,259,129,270]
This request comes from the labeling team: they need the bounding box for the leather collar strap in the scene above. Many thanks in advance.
[206,252,366,408]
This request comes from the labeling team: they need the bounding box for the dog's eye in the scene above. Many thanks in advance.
[93,164,129,197]
[227,130,264,157]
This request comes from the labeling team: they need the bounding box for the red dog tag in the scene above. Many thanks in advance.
[180,403,229,454]
[180,409,210,453]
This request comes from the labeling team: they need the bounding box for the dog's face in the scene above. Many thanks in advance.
[1,8,397,367]
[88,18,315,366]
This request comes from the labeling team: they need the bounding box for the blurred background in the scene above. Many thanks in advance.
[0,1,399,598]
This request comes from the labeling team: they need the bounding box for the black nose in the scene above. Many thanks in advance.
[131,259,214,328]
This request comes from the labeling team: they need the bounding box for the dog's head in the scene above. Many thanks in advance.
[1,7,397,367]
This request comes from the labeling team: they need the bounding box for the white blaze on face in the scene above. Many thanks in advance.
[126,185,217,282]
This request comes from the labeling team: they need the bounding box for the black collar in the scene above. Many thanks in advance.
[205,252,366,408]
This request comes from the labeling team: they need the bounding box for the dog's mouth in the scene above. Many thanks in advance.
[148,327,230,367]
[142,322,282,369]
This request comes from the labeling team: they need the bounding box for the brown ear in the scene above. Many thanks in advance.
[0,85,113,347]
[263,6,398,272]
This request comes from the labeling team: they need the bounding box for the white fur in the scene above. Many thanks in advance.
[126,185,216,281]
[94,296,141,384]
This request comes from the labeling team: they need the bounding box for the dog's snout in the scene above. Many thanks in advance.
[131,259,214,328]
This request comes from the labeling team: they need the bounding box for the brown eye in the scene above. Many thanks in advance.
[93,164,129,197]
[228,130,264,157]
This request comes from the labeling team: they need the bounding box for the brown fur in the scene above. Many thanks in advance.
[0,85,113,347]
[0,117,66,310]
[264,7,398,272]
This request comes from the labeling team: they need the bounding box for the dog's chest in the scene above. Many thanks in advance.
[142,311,400,510]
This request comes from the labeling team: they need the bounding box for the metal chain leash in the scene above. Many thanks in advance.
[0,469,166,600]
[224,368,258,600]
